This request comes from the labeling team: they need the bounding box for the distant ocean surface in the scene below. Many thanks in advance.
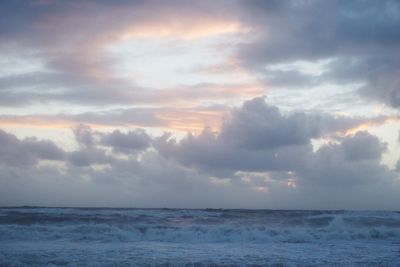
[0,208,400,266]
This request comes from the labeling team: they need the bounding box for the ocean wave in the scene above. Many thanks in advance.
[1,208,399,243]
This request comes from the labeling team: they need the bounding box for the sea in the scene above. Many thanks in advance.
[0,207,399,266]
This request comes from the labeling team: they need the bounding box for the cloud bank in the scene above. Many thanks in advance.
[0,98,398,209]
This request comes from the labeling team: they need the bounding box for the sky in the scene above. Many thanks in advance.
[0,0,400,209]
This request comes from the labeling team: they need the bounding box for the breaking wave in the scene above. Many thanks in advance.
[1,208,399,243]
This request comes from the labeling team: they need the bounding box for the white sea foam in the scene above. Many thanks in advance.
[1,208,399,266]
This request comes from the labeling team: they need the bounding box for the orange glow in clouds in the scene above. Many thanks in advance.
[344,116,399,136]
[119,20,246,40]
[156,109,225,133]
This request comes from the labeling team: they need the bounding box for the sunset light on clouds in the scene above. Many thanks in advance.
[1,0,400,209]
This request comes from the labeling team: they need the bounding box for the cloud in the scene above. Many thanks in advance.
[238,0,400,66]
[396,160,400,172]
[155,127,313,174]
[73,124,95,148]
[319,57,400,109]
[154,97,392,178]
[67,148,110,167]
[1,0,400,209]
[235,0,400,108]
[0,99,398,209]
[261,69,320,88]
[299,132,392,187]
[0,129,65,166]
[341,131,387,161]
[100,129,151,154]
[0,105,228,133]
[68,125,151,165]
[0,0,247,110]
[2,0,399,111]
[359,66,400,108]
[218,97,379,149]
[0,66,261,107]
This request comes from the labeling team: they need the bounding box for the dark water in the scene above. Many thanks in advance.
[0,207,399,266]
